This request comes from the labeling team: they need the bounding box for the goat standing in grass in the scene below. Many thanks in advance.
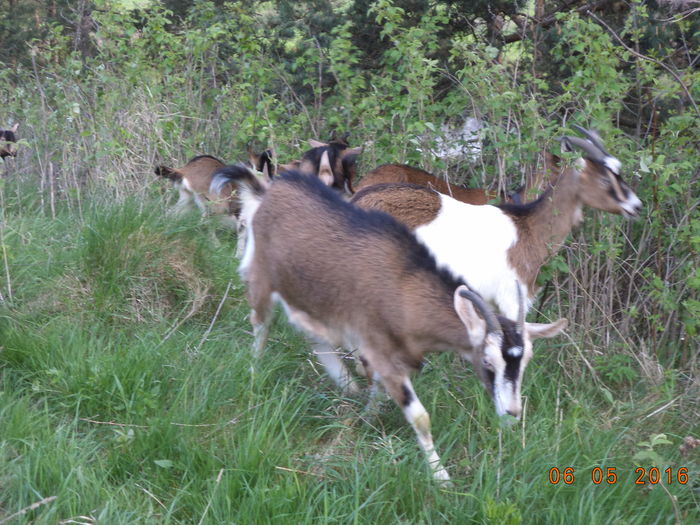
[215,165,566,481]
[351,127,642,319]
[155,149,273,255]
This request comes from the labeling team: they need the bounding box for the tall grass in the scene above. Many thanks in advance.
[1,3,698,523]
[0,178,697,524]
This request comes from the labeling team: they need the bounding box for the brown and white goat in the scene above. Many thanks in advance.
[351,128,642,319]
[155,150,273,255]
[1,123,19,159]
[280,138,362,196]
[216,165,566,481]
[155,150,273,217]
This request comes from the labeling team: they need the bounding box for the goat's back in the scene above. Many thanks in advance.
[358,164,493,205]
[179,155,226,194]
[247,173,465,351]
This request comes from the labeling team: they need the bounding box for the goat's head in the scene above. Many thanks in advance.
[455,283,567,419]
[1,123,19,159]
[283,137,362,195]
[563,126,642,218]
[248,148,275,179]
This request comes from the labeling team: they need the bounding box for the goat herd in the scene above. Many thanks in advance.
[2,124,643,483]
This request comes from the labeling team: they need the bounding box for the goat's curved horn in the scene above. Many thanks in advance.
[515,281,525,335]
[571,125,610,156]
[459,288,502,336]
[560,136,607,163]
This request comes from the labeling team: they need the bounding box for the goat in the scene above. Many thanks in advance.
[356,153,559,206]
[155,155,230,217]
[279,138,362,196]
[1,123,19,159]
[215,165,566,481]
[155,150,273,256]
[356,164,498,205]
[351,127,643,319]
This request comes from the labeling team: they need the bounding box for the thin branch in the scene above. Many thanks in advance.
[0,496,57,525]
[78,418,148,428]
[587,10,700,117]
[191,280,232,356]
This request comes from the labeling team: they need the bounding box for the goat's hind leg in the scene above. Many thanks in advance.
[310,339,359,395]
[248,286,273,359]
[170,188,192,216]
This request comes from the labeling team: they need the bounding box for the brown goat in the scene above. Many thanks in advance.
[1,123,19,159]
[351,128,642,320]
[356,164,497,204]
[216,165,566,481]
[356,155,560,206]
[156,150,273,255]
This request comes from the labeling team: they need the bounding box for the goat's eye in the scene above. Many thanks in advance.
[481,358,493,370]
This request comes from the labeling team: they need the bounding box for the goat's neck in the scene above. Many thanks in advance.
[512,168,582,291]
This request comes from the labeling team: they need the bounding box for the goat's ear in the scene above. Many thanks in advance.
[525,318,567,340]
[341,146,363,164]
[318,150,334,186]
[278,161,299,173]
[453,285,485,335]
[10,123,19,133]
[248,152,260,169]
[308,139,327,148]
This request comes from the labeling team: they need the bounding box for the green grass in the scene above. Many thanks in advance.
[0,192,697,524]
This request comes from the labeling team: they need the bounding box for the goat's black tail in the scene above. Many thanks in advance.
[154,165,182,182]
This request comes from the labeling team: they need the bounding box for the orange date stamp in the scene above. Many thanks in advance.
[548,466,689,485]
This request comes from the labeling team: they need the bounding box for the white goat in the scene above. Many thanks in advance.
[351,127,643,319]
[215,165,566,481]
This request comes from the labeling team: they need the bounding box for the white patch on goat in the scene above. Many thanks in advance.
[604,156,621,175]
[621,192,642,217]
[507,346,523,357]
[238,221,255,279]
[414,194,524,318]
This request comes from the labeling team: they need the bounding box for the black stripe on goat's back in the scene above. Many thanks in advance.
[275,171,465,293]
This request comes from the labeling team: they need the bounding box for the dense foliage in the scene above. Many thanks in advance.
[1,1,698,523]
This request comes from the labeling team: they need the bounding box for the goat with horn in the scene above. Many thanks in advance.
[214,165,565,481]
[351,126,642,319]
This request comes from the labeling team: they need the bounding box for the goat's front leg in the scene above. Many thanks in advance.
[380,372,450,483]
